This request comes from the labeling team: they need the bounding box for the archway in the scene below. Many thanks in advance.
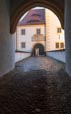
[15,6,65,63]
[10,0,64,34]
[32,43,45,56]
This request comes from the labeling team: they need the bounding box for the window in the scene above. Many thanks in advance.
[21,29,25,35]
[60,42,64,48]
[56,42,59,48]
[21,42,25,48]
[57,28,61,33]
[36,29,41,34]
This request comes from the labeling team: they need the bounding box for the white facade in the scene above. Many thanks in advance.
[45,9,65,51]
[15,8,65,54]
[16,24,45,52]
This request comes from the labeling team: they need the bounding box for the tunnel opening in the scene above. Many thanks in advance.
[15,6,65,65]
[10,0,64,34]
[1,1,71,114]
[15,7,65,63]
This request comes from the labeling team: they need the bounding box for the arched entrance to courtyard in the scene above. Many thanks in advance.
[10,0,64,34]
[9,0,71,76]
[32,43,45,56]
[15,6,65,61]
[1,1,71,113]
[14,4,65,67]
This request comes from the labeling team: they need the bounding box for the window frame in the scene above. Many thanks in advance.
[56,42,59,48]
[21,42,26,48]
[57,27,62,33]
[36,29,41,34]
[60,42,64,48]
[21,29,25,35]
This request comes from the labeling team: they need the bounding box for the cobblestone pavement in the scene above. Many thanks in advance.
[0,57,71,114]
[16,57,64,72]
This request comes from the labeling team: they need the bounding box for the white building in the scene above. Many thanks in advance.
[15,8,65,56]
[45,9,65,51]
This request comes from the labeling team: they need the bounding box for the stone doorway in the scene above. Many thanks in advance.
[32,44,45,56]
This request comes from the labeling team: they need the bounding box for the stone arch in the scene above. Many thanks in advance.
[10,0,64,34]
[31,43,45,56]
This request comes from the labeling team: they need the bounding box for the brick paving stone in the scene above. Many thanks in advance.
[0,56,71,114]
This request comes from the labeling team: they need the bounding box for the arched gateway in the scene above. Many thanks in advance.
[10,0,64,34]
[1,0,71,76]
[32,44,45,56]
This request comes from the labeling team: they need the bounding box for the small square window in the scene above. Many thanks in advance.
[21,42,25,48]
[21,29,25,35]
[57,28,61,33]
[36,29,41,34]
[56,42,59,48]
[60,43,64,48]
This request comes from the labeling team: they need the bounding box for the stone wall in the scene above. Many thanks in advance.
[46,50,65,63]
[15,51,31,62]
[0,0,15,77]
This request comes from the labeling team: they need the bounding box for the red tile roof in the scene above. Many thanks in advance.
[18,9,45,26]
